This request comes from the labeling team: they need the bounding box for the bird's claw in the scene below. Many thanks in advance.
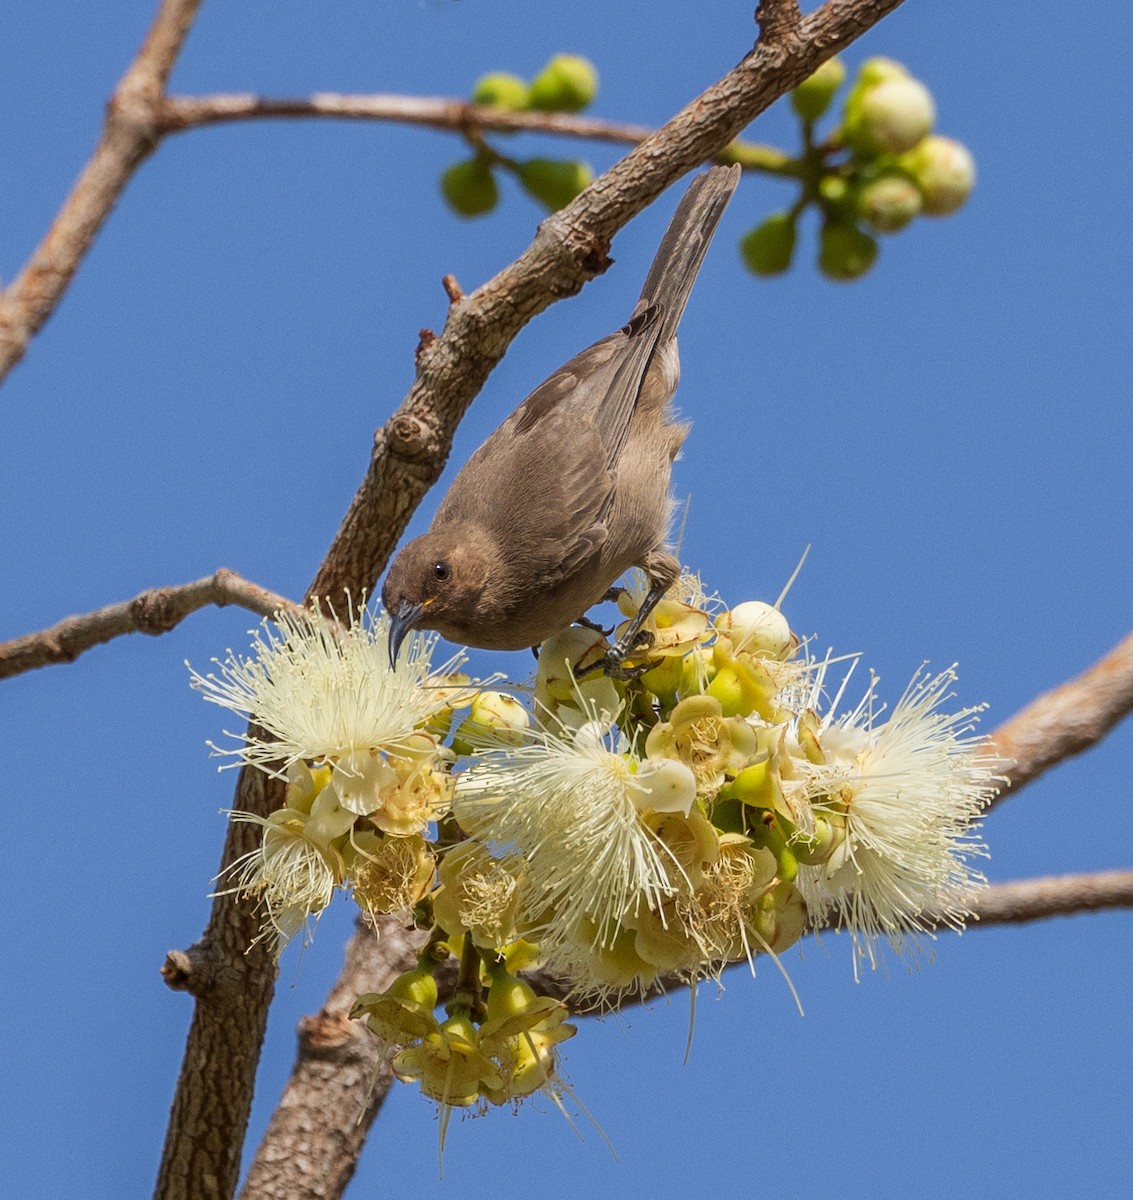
[578,629,658,680]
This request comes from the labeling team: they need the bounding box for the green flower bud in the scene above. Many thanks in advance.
[527,53,598,112]
[440,158,499,217]
[517,158,593,211]
[856,57,909,88]
[790,56,846,121]
[819,174,851,210]
[451,690,530,756]
[819,221,878,281]
[846,75,935,157]
[857,170,923,233]
[730,758,776,808]
[471,71,529,111]
[899,134,976,215]
[740,212,797,277]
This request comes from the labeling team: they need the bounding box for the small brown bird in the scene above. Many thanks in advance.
[383,163,741,667]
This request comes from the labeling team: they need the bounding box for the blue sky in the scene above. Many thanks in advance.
[2,2,1131,1197]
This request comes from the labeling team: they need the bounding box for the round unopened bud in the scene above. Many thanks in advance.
[899,135,976,215]
[790,56,846,121]
[527,54,598,112]
[848,75,935,156]
[857,171,923,233]
[471,71,529,110]
[740,212,797,277]
[857,57,910,89]
[451,690,530,755]
[440,158,498,217]
[518,158,593,211]
[716,600,793,659]
[819,174,851,209]
[819,221,878,281]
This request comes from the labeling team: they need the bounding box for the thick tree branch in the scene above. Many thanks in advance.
[988,629,1133,804]
[0,571,297,680]
[0,0,202,382]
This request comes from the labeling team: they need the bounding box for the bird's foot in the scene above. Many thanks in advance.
[579,629,658,680]
[575,615,615,637]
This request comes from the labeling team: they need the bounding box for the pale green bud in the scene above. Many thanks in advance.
[451,690,531,755]
[440,158,498,217]
[819,221,878,281]
[857,170,923,233]
[790,56,846,121]
[857,57,909,88]
[819,174,851,210]
[471,71,529,111]
[899,135,976,215]
[527,54,598,112]
[518,158,593,211]
[740,212,797,277]
[847,75,935,156]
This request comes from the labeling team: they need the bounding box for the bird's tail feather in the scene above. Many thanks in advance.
[637,163,741,344]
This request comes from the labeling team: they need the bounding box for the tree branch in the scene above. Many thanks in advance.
[157,91,796,173]
[0,0,203,383]
[967,868,1133,926]
[988,628,1133,804]
[0,570,298,680]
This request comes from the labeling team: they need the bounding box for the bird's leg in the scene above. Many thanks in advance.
[601,583,665,669]
[584,552,679,679]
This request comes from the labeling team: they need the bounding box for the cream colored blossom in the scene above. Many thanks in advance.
[455,702,696,977]
[794,663,999,973]
[188,602,467,798]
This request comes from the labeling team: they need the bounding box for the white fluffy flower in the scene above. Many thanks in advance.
[454,706,697,967]
[794,663,999,973]
[188,602,465,812]
[220,775,354,947]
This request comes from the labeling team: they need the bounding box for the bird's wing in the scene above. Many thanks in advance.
[512,304,664,477]
[436,404,614,585]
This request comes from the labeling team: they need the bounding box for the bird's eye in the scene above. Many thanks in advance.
[433,561,451,582]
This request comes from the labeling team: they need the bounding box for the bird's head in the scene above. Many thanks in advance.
[381,526,494,667]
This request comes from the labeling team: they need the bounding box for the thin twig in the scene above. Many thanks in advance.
[967,868,1133,926]
[0,571,298,680]
[989,629,1133,803]
[161,91,660,142]
[157,91,796,174]
[0,0,203,382]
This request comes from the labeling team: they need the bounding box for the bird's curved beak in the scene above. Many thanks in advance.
[387,599,424,669]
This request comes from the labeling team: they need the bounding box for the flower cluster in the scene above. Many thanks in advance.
[190,582,1000,1138]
